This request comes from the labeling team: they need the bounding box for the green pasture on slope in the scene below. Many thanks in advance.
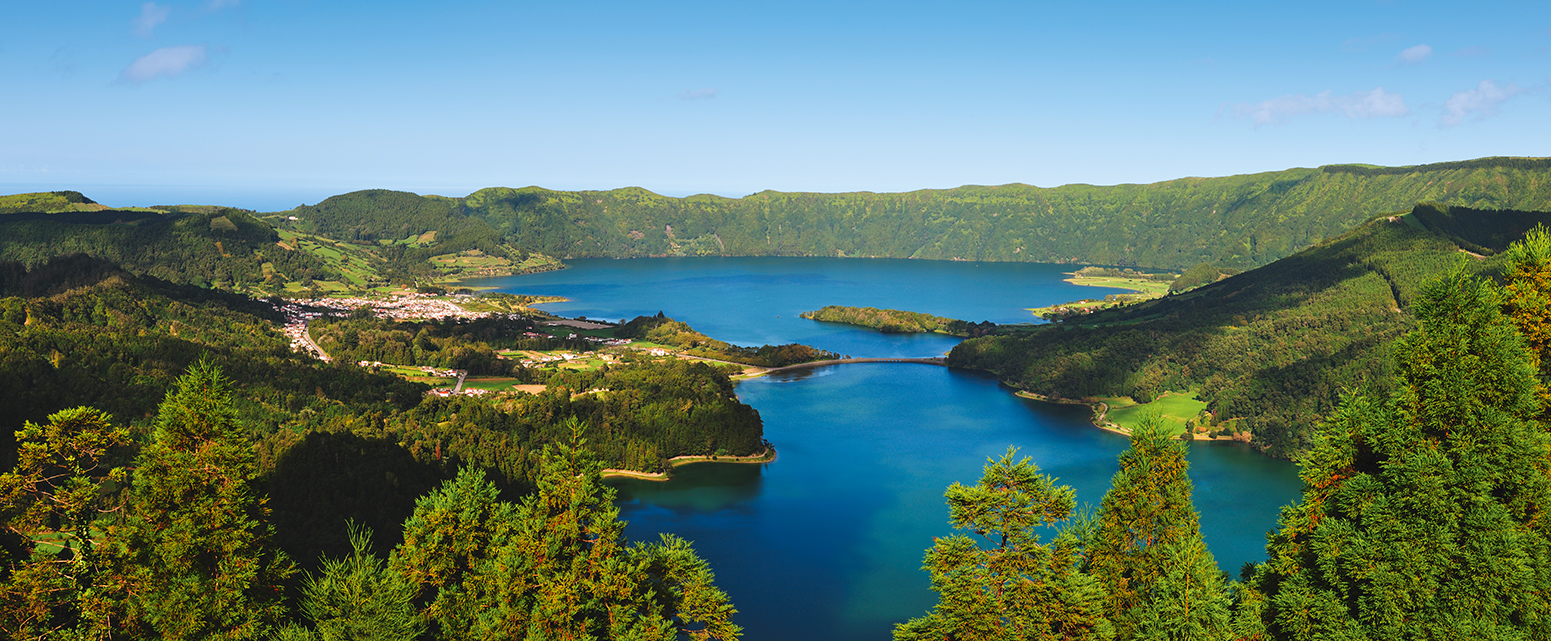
[1102,392,1209,436]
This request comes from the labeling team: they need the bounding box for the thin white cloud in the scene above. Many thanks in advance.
[133,2,171,38]
[1440,80,1525,126]
[206,0,240,10]
[121,44,208,84]
[1397,44,1432,64]
[1232,87,1408,126]
[679,88,718,101]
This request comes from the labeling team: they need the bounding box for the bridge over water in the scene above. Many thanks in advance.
[760,356,947,374]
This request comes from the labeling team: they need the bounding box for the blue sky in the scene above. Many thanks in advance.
[2,0,1548,210]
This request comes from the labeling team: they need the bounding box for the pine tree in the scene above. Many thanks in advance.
[1131,536,1231,641]
[391,418,741,640]
[895,447,1112,641]
[1086,416,1230,641]
[1241,264,1551,640]
[104,362,293,640]
[283,522,422,641]
[1502,224,1551,416]
[0,407,129,640]
[388,466,519,640]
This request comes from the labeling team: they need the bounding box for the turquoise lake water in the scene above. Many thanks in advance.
[468,257,1303,641]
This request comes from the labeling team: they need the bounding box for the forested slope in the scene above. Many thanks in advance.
[946,204,1551,457]
[0,256,767,566]
[0,205,335,289]
[460,156,1551,269]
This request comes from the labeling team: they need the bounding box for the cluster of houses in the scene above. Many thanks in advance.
[273,294,670,400]
[276,302,330,360]
[276,294,491,361]
[318,293,488,321]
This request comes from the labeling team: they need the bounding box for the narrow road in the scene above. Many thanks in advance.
[300,319,331,362]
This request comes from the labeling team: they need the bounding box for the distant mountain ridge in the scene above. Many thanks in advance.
[284,155,1551,271]
[6,155,1551,291]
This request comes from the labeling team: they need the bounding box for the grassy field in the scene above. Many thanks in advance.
[1027,273,1175,319]
[1100,392,1209,436]
[376,364,455,385]
[1066,275,1173,296]
[276,229,384,291]
[461,377,521,392]
[431,249,564,284]
[461,294,568,314]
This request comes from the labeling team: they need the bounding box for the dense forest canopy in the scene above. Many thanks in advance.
[0,256,765,568]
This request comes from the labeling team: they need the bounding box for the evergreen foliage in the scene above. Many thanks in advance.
[1502,224,1551,415]
[106,362,295,639]
[390,429,742,640]
[1085,417,1230,641]
[0,407,130,639]
[0,256,423,469]
[1131,536,1231,641]
[287,522,422,641]
[895,447,1112,641]
[1240,265,1551,639]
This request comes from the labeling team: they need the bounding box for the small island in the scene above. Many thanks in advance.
[800,305,997,337]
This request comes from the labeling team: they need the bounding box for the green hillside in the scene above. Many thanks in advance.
[0,194,560,294]
[0,255,767,567]
[457,156,1551,269]
[0,190,105,214]
[946,203,1551,457]
[277,189,550,283]
[0,206,336,292]
[9,156,1551,293]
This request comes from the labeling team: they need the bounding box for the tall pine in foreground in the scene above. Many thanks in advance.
[1502,224,1551,417]
[390,419,742,641]
[104,362,294,640]
[895,447,1112,641]
[1086,416,1231,641]
[1240,264,1551,640]
[0,407,130,639]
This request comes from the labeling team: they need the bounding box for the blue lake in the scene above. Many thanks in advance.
[467,257,1303,641]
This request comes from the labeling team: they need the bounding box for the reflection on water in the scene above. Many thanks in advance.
[761,366,835,383]
[609,461,767,511]
[612,364,1302,641]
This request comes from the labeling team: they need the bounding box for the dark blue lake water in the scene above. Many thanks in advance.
[467,257,1302,641]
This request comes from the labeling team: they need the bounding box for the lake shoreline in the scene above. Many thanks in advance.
[1013,390,1243,443]
[601,447,777,482]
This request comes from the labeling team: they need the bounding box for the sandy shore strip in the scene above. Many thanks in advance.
[601,448,778,482]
